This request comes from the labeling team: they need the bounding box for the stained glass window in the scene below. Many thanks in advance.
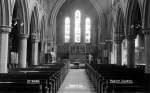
[65,17,70,43]
[85,17,91,43]
[75,10,81,43]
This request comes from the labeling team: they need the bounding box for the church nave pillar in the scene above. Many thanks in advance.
[31,38,39,66]
[0,26,11,73]
[115,40,122,65]
[144,31,150,73]
[18,34,28,68]
[126,35,135,68]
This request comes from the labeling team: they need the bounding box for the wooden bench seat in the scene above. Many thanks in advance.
[86,63,147,93]
[0,63,68,93]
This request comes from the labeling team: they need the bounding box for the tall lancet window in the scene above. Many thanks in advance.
[85,17,91,43]
[65,17,70,43]
[75,10,81,43]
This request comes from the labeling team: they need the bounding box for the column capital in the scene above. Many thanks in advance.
[126,34,136,40]
[18,34,29,38]
[114,33,125,44]
[114,39,122,44]
[30,34,39,43]
[142,30,150,35]
[32,39,39,43]
[0,26,11,33]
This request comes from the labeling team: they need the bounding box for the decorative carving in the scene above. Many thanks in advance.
[114,39,122,44]
[0,26,12,33]
[126,34,136,40]
[142,28,150,35]
[30,33,39,43]
[114,31,125,44]
[18,34,29,39]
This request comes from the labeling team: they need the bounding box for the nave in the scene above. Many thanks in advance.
[1,0,150,93]
[0,62,148,93]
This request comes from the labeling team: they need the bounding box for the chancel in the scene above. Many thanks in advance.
[0,0,150,93]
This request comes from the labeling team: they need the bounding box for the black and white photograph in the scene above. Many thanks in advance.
[0,0,149,93]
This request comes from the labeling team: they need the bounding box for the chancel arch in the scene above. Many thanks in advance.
[49,0,104,60]
[56,0,99,63]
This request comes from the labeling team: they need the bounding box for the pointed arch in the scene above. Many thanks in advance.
[29,1,39,29]
[125,0,142,36]
[49,0,104,44]
[29,5,39,38]
[116,7,125,40]
[0,0,11,26]
[40,15,46,41]
[12,0,29,34]
[143,0,150,27]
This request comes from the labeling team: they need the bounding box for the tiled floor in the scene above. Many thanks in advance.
[57,69,96,93]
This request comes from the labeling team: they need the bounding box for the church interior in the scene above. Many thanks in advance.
[0,0,150,93]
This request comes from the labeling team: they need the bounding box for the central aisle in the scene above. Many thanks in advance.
[57,69,96,93]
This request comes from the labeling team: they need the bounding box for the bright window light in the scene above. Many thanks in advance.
[65,17,70,43]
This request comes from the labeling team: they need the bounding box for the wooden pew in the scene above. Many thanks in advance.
[0,63,68,93]
[0,73,44,93]
[16,63,66,93]
[14,63,68,92]
[86,63,147,93]
[99,72,145,93]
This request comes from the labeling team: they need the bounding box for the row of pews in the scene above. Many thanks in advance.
[0,62,69,93]
[86,63,148,93]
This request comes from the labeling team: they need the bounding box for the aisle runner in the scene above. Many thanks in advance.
[57,69,96,93]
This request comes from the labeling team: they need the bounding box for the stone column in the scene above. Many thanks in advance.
[31,39,39,65]
[126,36,135,68]
[111,43,116,64]
[115,40,122,65]
[18,34,28,68]
[137,35,144,64]
[144,31,150,73]
[0,26,11,73]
